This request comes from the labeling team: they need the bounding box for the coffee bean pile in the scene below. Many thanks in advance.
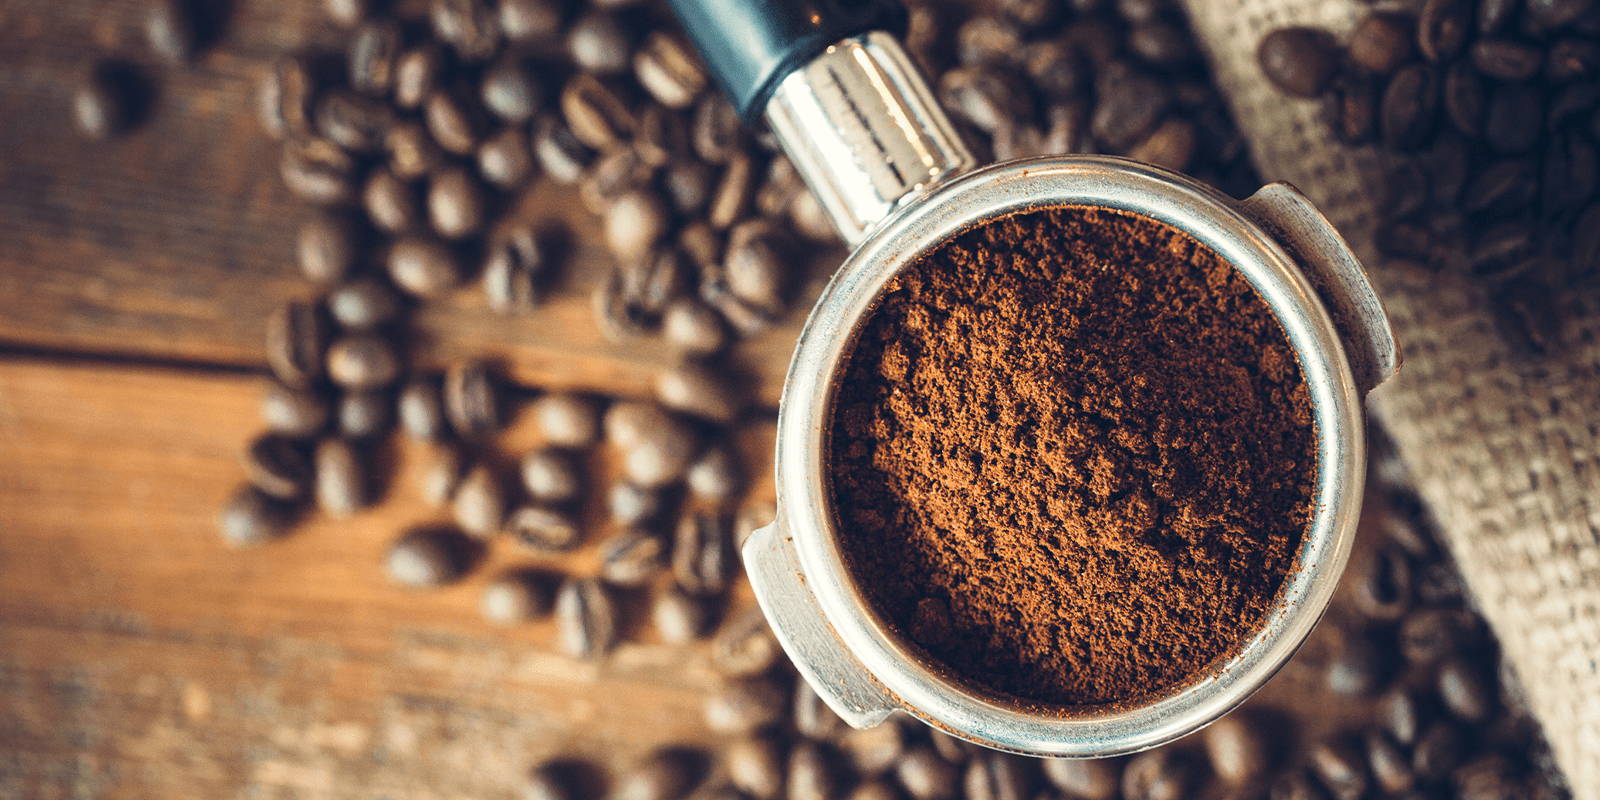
[517,434,1567,800]
[1257,0,1600,352]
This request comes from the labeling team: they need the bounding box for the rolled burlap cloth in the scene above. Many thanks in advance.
[1182,1,1600,795]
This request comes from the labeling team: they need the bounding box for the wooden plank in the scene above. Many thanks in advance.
[0,0,840,408]
[0,357,776,798]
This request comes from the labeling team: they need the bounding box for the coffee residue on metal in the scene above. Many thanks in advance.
[828,205,1317,707]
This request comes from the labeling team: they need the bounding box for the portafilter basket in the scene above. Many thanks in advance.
[668,0,1401,757]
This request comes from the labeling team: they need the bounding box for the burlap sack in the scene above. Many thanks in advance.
[1182,2,1600,795]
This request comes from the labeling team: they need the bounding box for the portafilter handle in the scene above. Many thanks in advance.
[667,0,977,245]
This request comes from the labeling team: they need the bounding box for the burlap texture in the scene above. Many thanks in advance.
[1182,1,1600,795]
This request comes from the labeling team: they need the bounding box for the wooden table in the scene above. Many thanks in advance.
[0,1,1427,797]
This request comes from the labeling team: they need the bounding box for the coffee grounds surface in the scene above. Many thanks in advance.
[829,205,1316,708]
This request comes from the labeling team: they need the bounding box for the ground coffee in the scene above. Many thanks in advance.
[829,205,1317,708]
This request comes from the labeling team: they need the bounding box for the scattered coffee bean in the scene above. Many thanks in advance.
[478,127,535,189]
[556,576,616,658]
[387,121,447,179]
[258,55,315,139]
[1418,0,1472,62]
[661,299,727,356]
[347,20,401,95]
[314,437,365,516]
[1326,632,1386,695]
[605,399,676,448]
[786,741,838,800]
[634,32,705,110]
[480,56,541,123]
[705,675,786,734]
[525,759,580,800]
[420,444,468,508]
[652,586,711,644]
[656,362,744,424]
[323,0,368,26]
[219,485,294,546]
[848,781,902,800]
[711,607,780,677]
[386,527,469,587]
[533,114,594,184]
[509,504,581,551]
[245,434,312,500]
[1204,713,1267,784]
[430,0,499,62]
[562,74,635,151]
[608,481,663,526]
[1365,729,1416,795]
[451,464,505,539]
[480,569,552,624]
[326,333,402,389]
[394,45,443,110]
[145,0,198,64]
[1120,749,1194,800]
[963,753,1031,800]
[726,736,784,800]
[896,746,959,800]
[261,381,330,439]
[686,445,740,501]
[337,390,391,439]
[443,360,503,436]
[1438,657,1496,721]
[567,12,631,75]
[428,167,485,239]
[613,748,700,800]
[673,511,733,595]
[297,213,358,284]
[839,721,904,777]
[1042,757,1119,800]
[315,89,393,153]
[481,224,546,311]
[1352,544,1413,621]
[327,278,403,330]
[425,89,481,155]
[1400,608,1477,664]
[519,448,580,503]
[1412,720,1467,781]
[1309,738,1367,800]
[281,138,357,205]
[398,377,447,441]
[599,529,665,587]
[1257,27,1339,97]
[1348,12,1413,74]
[603,189,669,263]
[499,0,562,42]
[266,300,327,389]
[1378,687,1421,745]
[530,392,601,448]
[363,168,421,234]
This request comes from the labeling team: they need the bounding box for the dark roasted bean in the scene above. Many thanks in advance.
[534,114,593,184]
[451,464,505,539]
[362,167,419,234]
[427,167,484,239]
[1256,27,1339,97]
[326,333,401,389]
[528,392,600,448]
[662,299,727,356]
[398,378,446,441]
[245,434,312,500]
[280,138,357,205]
[1043,757,1119,800]
[1324,73,1379,144]
[337,390,390,439]
[1309,739,1367,800]
[567,12,632,75]
[525,760,580,800]
[840,721,904,777]
[562,74,635,151]
[1365,729,1415,794]
[686,445,740,501]
[386,527,468,587]
[1268,769,1326,800]
[430,0,499,61]
[599,529,665,587]
[956,15,1022,66]
[520,447,580,502]
[298,213,358,285]
[635,32,705,109]
[1204,713,1267,784]
[262,382,330,438]
[963,753,1030,800]
[499,0,563,42]
[328,278,402,332]
[705,674,785,733]
[481,56,540,123]
[1326,632,1386,695]
[480,569,552,624]
[711,607,779,676]
[1418,0,1472,62]
[787,742,838,800]
[941,66,1032,134]
[608,481,664,526]
[1412,721,1466,781]
[614,749,699,800]
[634,105,688,168]
[1128,117,1197,171]
[1121,749,1194,800]
[656,362,743,424]
[481,223,546,310]
[1348,12,1413,74]
[1381,64,1440,151]
[1129,23,1193,67]
[510,504,581,551]
[266,300,327,389]
[1353,544,1413,620]
[323,0,368,25]
[1400,608,1478,663]
[1485,83,1543,153]
[556,577,616,658]
[674,511,733,594]
[1378,688,1422,745]
[314,437,364,515]
[478,127,534,189]
[387,121,445,180]
[1438,658,1496,721]
[580,148,652,215]
[603,189,668,262]
[145,0,198,64]
[394,46,443,111]
[259,55,315,139]
[1443,60,1486,137]
[727,735,784,800]
[896,746,959,800]
[420,444,467,508]
[692,95,744,164]
[1478,0,1518,33]
[348,21,401,95]
[443,360,502,435]
[708,155,754,229]
[1092,62,1172,148]
[424,89,480,155]
[1548,37,1600,82]
[219,484,295,545]
[1471,39,1544,80]
[652,586,712,643]
[1463,158,1537,214]
[315,89,392,153]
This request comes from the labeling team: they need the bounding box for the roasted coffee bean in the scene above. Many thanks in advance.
[327,278,402,331]
[614,749,700,800]
[443,360,502,436]
[1381,64,1439,151]
[1327,631,1386,695]
[1267,769,1325,800]
[723,222,785,312]
[1378,688,1422,745]
[635,32,705,109]
[245,434,312,500]
[1477,0,1517,33]
[1548,37,1600,82]
[1471,39,1544,80]
[394,46,443,110]
[315,89,392,153]
[1129,22,1193,67]
[711,607,779,676]
[786,742,838,800]
[1541,130,1598,217]
[338,390,391,439]
[708,156,755,229]
[481,57,540,123]
[599,529,665,587]
[478,127,534,189]
[1365,729,1415,794]
[266,300,328,389]
[398,378,446,441]
[555,576,616,658]
[964,753,1031,800]
[603,189,668,262]
[692,96,744,164]
[792,680,844,740]
[482,224,545,311]
[1400,608,1478,663]
[323,0,368,25]
[520,448,580,502]
[314,438,364,515]
[1352,544,1412,620]
[608,481,663,526]
[1128,117,1197,171]
[727,736,784,800]
[596,275,655,341]
[145,0,197,64]
[509,504,581,551]
[1485,83,1543,153]
[298,213,357,285]
[262,382,330,438]
[567,12,631,75]
[1463,158,1537,214]
[363,168,420,234]
[1418,0,1472,62]
[1309,739,1367,800]
[956,15,1022,66]
[386,527,468,587]
[840,721,905,777]
[1438,658,1496,721]
[526,760,580,800]
[1256,27,1339,97]
[662,299,728,356]
[219,485,295,546]
[686,446,740,501]
[480,569,552,624]
[706,675,786,733]
[430,0,499,61]
[580,148,652,215]
[348,20,401,95]
[1042,757,1119,800]
[534,115,594,184]
[281,138,357,205]
[657,362,744,425]
[499,0,563,42]
[930,732,975,765]
[527,392,600,448]
[1414,560,1469,605]
[1411,721,1466,781]
[634,106,688,168]
[675,511,733,595]
[1325,73,1380,144]
[1443,60,1486,137]
[451,464,506,539]
[652,586,711,643]
[896,746,959,800]
[1121,749,1194,800]
[562,75,636,151]
[424,89,480,155]
[387,121,446,180]
[847,782,899,800]
[941,66,1032,134]
[420,444,467,508]
[1021,41,1086,100]
[1091,62,1172,148]
[426,168,484,239]
[1348,12,1413,74]
[1204,713,1267,784]
[326,333,401,389]
[1455,754,1523,800]
[258,55,314,139]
